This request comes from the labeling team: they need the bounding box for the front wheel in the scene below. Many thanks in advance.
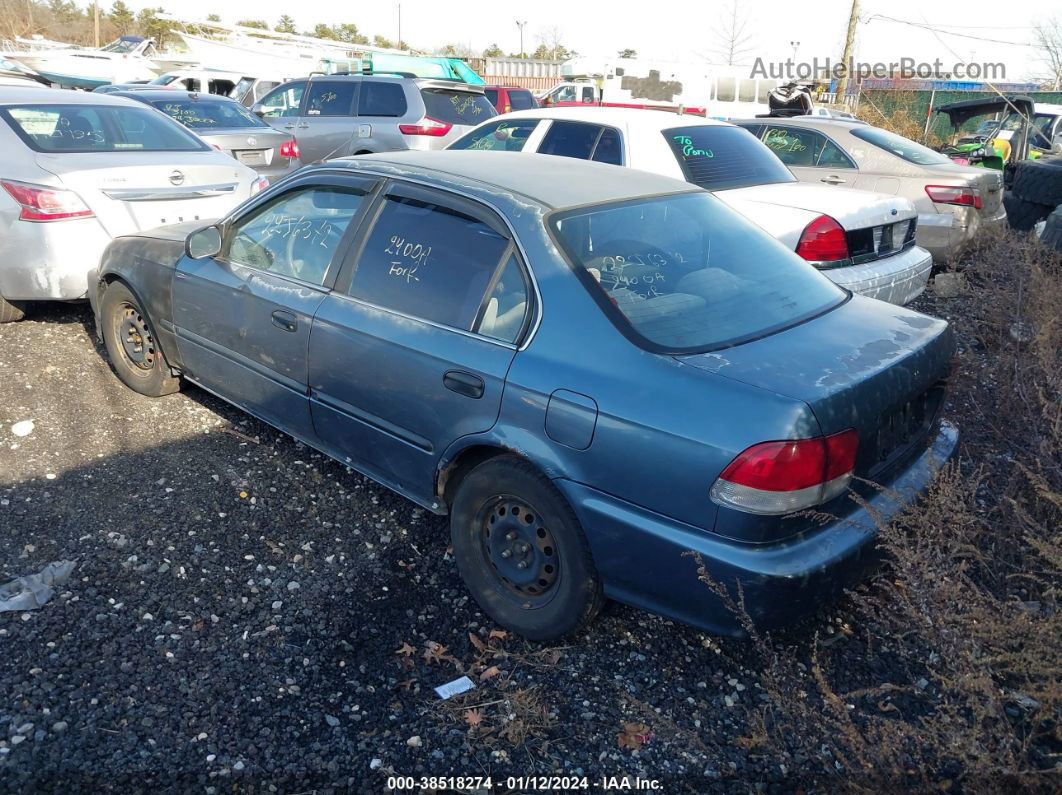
[450,456,604,641]
[100,281,180,397]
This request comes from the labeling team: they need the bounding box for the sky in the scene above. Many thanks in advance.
[124,0,1059,83]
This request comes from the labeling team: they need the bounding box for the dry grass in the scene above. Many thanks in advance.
[854,91,946,148]
[700,232,1061,791]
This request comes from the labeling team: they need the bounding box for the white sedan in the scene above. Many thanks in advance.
[449,107,933,306]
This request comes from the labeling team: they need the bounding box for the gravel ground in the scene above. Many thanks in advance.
[0,299,963,792]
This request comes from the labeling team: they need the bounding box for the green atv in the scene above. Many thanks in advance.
[934,96,1045,186]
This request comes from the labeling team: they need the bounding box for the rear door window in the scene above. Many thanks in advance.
[420,89,495,125]
[539,121,602,159]
[592,127,623,165]
[509,90,535,110]
[305,81,357,117]
[358,81,407,117]
[484,89,499,107]
[347,192,510,331]
[259,81,305,118]
[448,118,539,151]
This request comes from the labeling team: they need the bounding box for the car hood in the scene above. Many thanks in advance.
[716,181,916,230]
[675,294,954,446]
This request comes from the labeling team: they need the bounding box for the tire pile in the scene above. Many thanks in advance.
[1005,157,1062,252]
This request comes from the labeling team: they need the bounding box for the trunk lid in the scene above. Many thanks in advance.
[35,151,250,237]
[717,181,916,229]
[199,127,290,168]
[677,295,953,482]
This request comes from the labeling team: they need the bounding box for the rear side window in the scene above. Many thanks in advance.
[420,89,495,126]
[664,125,796,190]
[592,127,623,165]
[348,194,510,331]
[358,81,407,117]
[448,118,538,152]
[306,81,356,117]
[484,89,499,107]
[509,90,535,111]
[2,104,208,153]
[539,121,601,159]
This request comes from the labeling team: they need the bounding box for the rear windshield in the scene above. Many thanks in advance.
[420,88,496,126]
[2,104,208,153]
[149,74,180,86]
[508,90,535,110]
[448,118,538,151]
[850,126,951,165]
[663,125,795,191]
[152,99,265,129]
[550,192,844,353]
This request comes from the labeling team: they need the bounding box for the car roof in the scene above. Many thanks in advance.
[482,85,532,91]
[0,86,143,107]
[730,116,864,131]
[491,106,731,130]
[112,89,238,102]
[336,150,699,210]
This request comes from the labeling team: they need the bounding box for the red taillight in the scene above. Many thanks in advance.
[279,139,300,159]
[795,214,849,263]
[1,179,94,222]
[710,429,859,515]
[925,185,981,210]
[398,116,453,137]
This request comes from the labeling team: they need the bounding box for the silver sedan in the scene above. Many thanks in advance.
[0,86,262,321]
[111,90,303,183]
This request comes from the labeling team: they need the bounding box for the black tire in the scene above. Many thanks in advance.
[1010,157,1062,207]
[1004,192,1054,232]
[1040,205,1062,253]
[100,281,180,397]
[0,295,25,323]
[450,455,605,641]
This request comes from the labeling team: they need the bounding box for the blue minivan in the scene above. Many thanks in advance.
[93,152,958,640]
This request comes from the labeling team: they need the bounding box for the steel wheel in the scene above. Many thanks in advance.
[117,303,158,370]
[478,496,560,606]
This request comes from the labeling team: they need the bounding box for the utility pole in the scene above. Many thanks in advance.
[515,20,526,58]
[93,1,100,48]
[397,4,402,49]
[836,0,859,105]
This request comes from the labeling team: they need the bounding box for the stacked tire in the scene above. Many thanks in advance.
[1006,157,1062,232]
[1040,205,1062,253]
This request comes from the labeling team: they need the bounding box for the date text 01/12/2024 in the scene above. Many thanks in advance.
[385,775,663,791]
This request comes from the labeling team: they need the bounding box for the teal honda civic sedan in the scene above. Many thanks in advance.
[91,151,958,640]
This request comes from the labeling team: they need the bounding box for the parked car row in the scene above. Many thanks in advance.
[0,79,961,641]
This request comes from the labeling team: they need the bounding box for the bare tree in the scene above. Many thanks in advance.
[1032,15,1062,89]
[710,0,754,65]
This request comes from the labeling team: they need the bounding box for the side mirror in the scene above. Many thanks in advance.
[187,225,222,259]
[251,102,266,117]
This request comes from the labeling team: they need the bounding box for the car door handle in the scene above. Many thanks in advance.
[271,310,298,332]
[443,370,484,399]
[283,123,296,129]
[297,123,310,129]
[820,176,847,185]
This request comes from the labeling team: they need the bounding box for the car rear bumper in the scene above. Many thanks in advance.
[916,204,1006,263]
[0,216,110,301]
[555,419,959,636]
[823,244,933,305]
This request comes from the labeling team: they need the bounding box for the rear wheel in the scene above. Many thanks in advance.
[100,281,180,397]
[450,456,604,641]
[0,295,25,324]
